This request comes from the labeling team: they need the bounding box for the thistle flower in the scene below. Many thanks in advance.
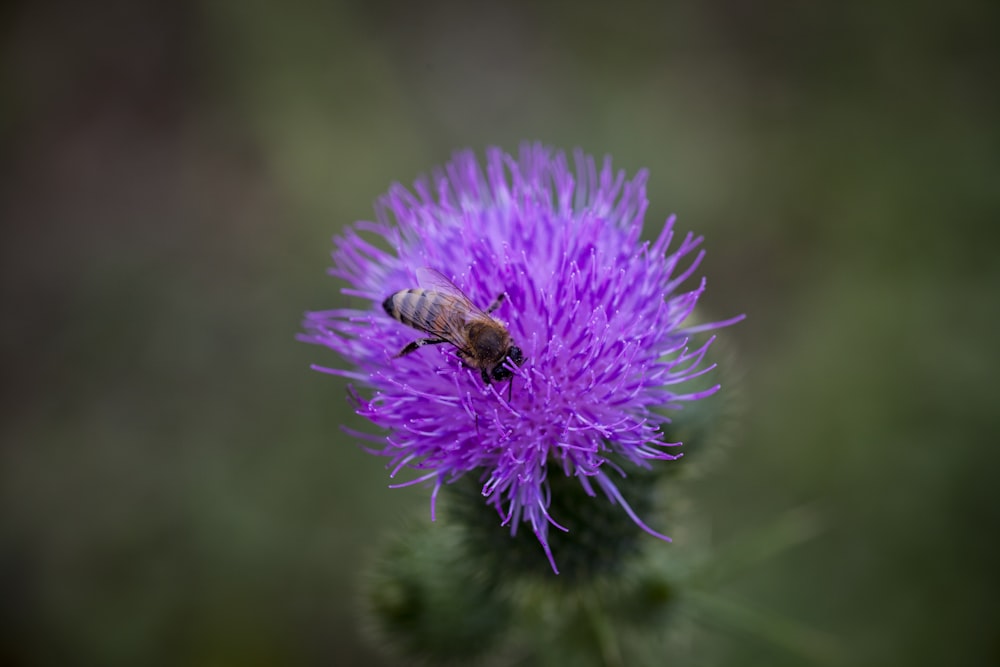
[301,144,742,573]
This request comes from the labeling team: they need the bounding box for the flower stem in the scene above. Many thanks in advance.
[582,590,624,667]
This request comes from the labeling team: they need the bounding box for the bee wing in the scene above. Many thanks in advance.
[388,291,470,349]
[415,267,492,319]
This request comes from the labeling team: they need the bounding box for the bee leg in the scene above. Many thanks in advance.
[480,368,491,384]
[396,337,448,357]
[484,293,507,314]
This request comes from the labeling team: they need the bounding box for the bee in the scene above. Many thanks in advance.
[382,267,525,387]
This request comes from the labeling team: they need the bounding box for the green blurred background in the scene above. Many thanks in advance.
[2,1,998,665]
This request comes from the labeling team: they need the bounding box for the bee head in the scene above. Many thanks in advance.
[491,346,525,382]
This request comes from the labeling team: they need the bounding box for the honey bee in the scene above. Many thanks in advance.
[382,268,525,386]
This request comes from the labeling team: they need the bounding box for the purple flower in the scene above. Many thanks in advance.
[301,145,743,573]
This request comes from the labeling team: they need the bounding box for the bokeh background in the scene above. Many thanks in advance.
[2,1,998,665]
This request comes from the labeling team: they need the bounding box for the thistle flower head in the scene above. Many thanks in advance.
[301,144,742,573]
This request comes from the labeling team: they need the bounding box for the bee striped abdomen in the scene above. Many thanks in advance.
[384,289,444,330]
